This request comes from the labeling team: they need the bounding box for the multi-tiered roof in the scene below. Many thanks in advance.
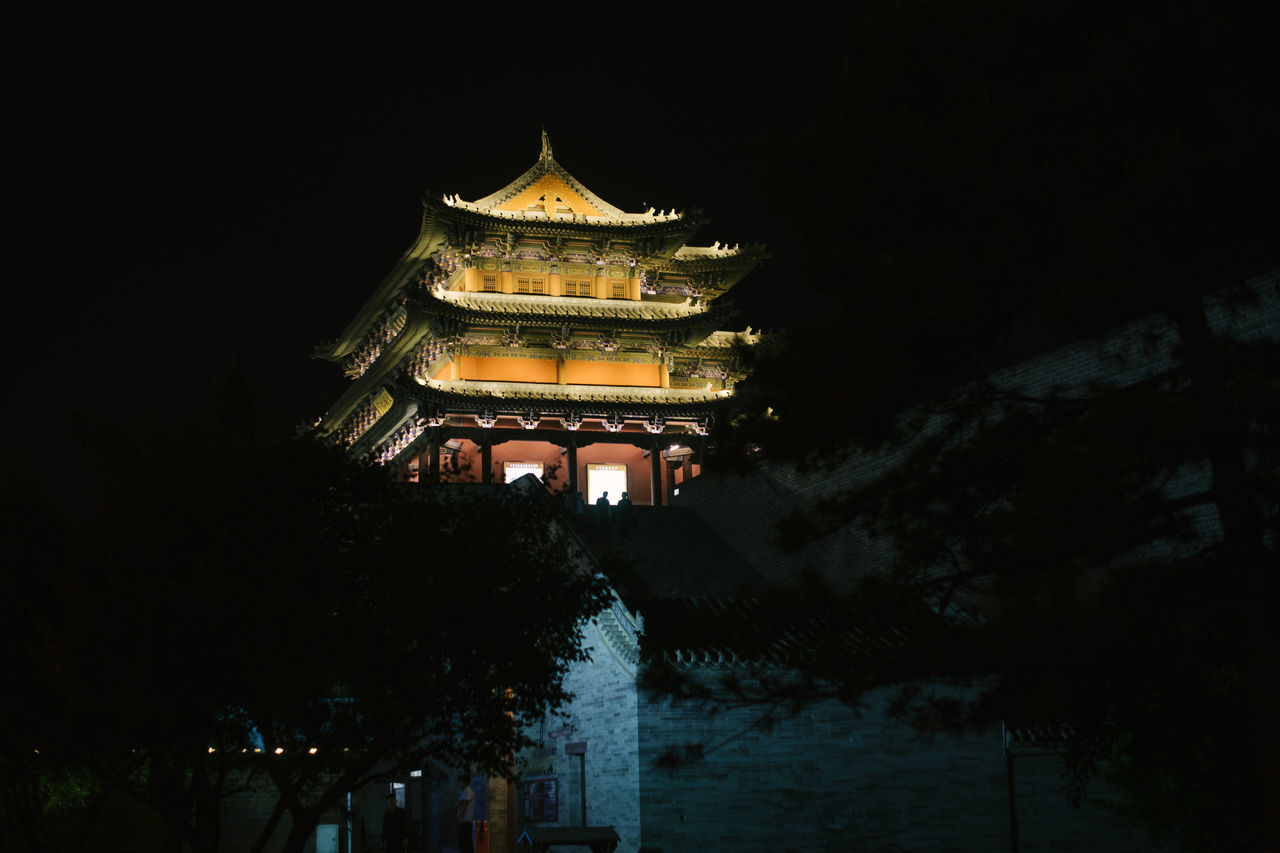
[313,134,765,466]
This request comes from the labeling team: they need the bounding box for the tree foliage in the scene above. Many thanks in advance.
[646,4,1279,851]
[3,416,610,853]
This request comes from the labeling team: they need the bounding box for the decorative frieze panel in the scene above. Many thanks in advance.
[336,396,387,448]
[457,330,506,348]
[376,419,428,465]
[673,358,732,381]
[650,275,699,298]
[341,306,408,380]
[407,339,452,385]
[413,257,453,291]
[588,332,619,354]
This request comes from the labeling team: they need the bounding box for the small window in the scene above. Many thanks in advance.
[611,281,626,299]
[530,278,546,294]
[482,275,498,292]
[516,277,531,294]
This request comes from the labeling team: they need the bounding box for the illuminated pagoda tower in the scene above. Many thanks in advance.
[313,134,764,505]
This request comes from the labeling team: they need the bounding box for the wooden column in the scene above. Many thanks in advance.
[481,439,493,484]
[426,433,440,485]
[567,438,579,498]
[649,438,663,506]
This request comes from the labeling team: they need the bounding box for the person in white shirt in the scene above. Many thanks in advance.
[456,775,475,853]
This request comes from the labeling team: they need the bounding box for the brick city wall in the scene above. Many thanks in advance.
[515,607,642,853]
[634,679,1157,853]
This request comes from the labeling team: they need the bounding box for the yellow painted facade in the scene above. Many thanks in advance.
[459,268,640,301]
[458,355,559,384]
[562,360,661,387]
[493,173,604,217]
[445,356,663,388]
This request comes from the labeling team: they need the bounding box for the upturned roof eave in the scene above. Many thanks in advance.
[415,290,732,331]
[413,378,733,408]
[440,133,705,233]
[661,246,771,272]
[315,313,433,439]
[424,194,705,239]
[316,207,449,362]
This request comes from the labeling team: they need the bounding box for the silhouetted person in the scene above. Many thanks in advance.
[382,793,408,853]
[617,491,634,536]
[595,491,611,531]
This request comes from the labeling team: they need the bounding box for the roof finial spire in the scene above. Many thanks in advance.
[540,128,553,162]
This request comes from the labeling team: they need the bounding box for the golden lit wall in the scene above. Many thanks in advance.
[562,361,660,387]
[458,356,559,383]
[449,356,662,388]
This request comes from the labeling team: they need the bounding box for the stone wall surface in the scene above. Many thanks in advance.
[635,681,1159,853]
[516,608,642,852]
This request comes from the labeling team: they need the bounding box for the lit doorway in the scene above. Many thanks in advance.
[503,461,544,483]
[586,463,627,505]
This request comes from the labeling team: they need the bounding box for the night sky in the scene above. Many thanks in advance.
[10,11,844,505]
[8,9,1275,511]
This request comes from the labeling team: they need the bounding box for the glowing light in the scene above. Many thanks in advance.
[274,747,284,755]
[208,747,215,754]
[308,747,318,755]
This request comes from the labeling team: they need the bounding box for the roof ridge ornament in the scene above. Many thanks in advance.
[451,136,683,223]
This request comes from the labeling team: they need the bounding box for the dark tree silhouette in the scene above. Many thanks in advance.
[3,418,609,853]
[644,5,1279,851]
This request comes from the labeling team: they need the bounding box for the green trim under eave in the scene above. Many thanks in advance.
[315,303,433,440]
